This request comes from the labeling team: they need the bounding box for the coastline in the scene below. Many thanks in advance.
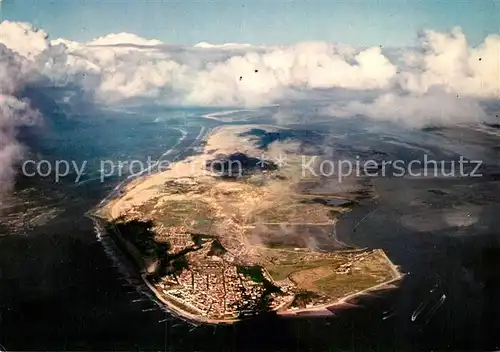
[94,123,283,220]
[89,124,404,325]
[94,209,403,325]
[278,249,404,318]
[85,123,215,324]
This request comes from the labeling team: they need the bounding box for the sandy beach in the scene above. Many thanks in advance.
[100,124,291,220]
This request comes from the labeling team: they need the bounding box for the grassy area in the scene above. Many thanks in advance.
[105,219,170,261]
[155,200,199,226]
[249,203,298,223]
[267,264,307,281]
[264,249,395,301]
[208,239,228,256]
[314,273,380,299]
[237,265,282,293]
[190,215,217,234]
[290,290,322,308]
[150,200,217,233]
[237,265,268,283]
[191,233,216,247]
[285,264,383,300]
[265,259,341,281]
[136,198,160,215]
[250,202,335,224]
[264,242,301,250]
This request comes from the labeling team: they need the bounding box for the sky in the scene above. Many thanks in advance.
[1,0,499,46]
[0,1,499,192]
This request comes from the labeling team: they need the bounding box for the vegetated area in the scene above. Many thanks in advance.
[101,211,292,321]
[136,194,219,237]
[259,246,395,307]
[102,217,193,281]
[232,265,284,318]
[96,145,397,320]
[247,223,349,252]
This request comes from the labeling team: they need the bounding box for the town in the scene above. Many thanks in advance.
[150,224,295,320]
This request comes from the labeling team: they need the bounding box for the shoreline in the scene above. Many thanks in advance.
[87,123,213,219]
[93,209,403,325]
[89,124,403,325]
[97,210,403,325]
[96,123,287,221]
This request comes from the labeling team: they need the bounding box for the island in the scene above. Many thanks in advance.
[92,124,402,324]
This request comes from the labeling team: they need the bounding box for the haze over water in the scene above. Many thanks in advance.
[0,102,499,349]
[0,1,500,349]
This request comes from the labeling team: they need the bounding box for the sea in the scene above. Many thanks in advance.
[1,94,500,350]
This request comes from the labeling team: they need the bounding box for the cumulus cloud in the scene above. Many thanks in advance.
[87,32,164,47]
[0,25,43,194]
[69,28,500,122]
[0,20,499,193]
[399,27,500,99]
[323,28,500,126]
[0,20,50,59]
[1,20,496,119]
[194,42,256,49]
[0,94,41,194]
[61,40,399,107]
[0,19,498,194]
[326,90,489,128]
[2,23,403,106]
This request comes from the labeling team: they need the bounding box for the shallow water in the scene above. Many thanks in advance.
[1,106,500,350]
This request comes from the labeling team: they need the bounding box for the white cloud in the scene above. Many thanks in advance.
[194,42,256,49]
[0,94,41,194]
[87,32,164,46]
[399,27,500,99]
[0,21,499,192]
[0,20,498,192]
[326,90,488,127]
[0,38,42,193]
[0,20,49,59]
[1,21,495,115]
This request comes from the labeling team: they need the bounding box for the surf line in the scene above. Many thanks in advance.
[94,126,189,208]
[141,126,190,176]
[201,109,251,121]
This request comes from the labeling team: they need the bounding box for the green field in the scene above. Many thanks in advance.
[265,258,341,281]
[146,200,217,234]
[262,248,395,302]
[314,273,380,298]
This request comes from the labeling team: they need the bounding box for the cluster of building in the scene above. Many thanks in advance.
[154,259,268,319]
[334,250,374,274]
[152,224,192,252]
[121,203,300,319]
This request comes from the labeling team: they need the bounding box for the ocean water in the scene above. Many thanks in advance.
[1,101,500,350]
[0,104,220,350]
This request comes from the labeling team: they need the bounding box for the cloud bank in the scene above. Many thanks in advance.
[2,20,498,113]
[0,19,499,192]
[0,33,41,195]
